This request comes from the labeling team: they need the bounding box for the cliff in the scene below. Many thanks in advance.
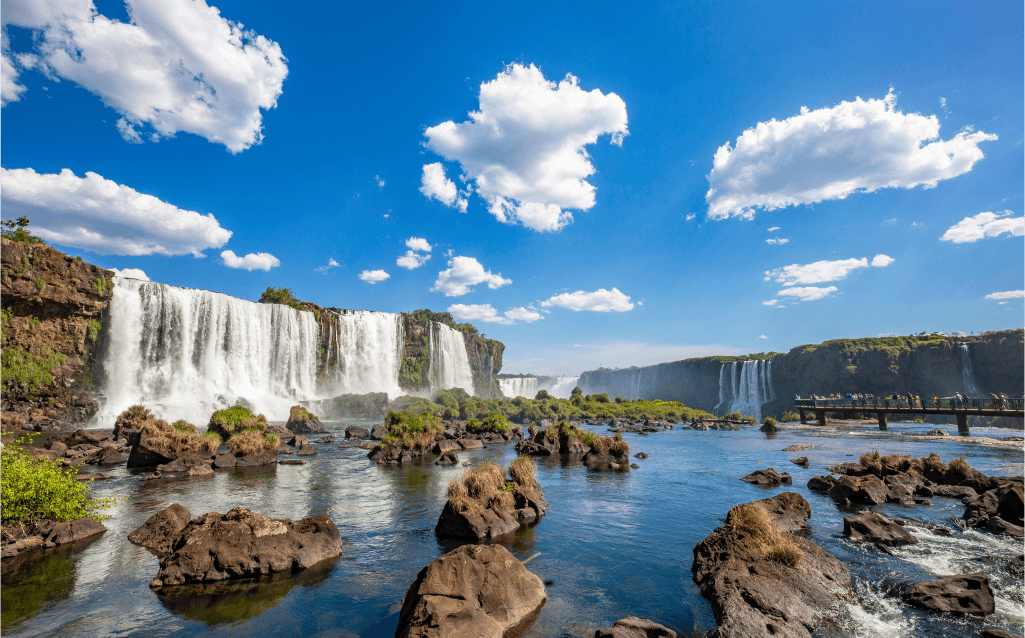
[396,310,504,398]
[0,237,114,428]
[579,331,1025,418]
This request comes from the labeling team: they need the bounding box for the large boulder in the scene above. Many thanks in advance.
[692,492,851,638]
[436,460,547,540]
[285,405,325,434]
[595,617,677,638]
[128,504,192,555]
[395,544,546,638]
[740,468,792,487]
[1,517,106,559]
[370,424,388,440]
[514,431,560,456]
[902,574,994,616]
[826,475,888,506]
[149,507,343,587]
[842,512,917,547]
[345,425,370,439]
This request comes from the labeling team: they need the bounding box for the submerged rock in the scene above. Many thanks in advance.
[902,574,994,616]
[842,512,917,547]
[790,457,810,468]
[150,507,343,588]
[128,504,192,555]
[595,616,677,638]
[395,544,546,638]
[740,468,792,487]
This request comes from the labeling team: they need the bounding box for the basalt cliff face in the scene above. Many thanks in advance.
[396,311,503,399]
[0,238,113,428]
[579,331,1024,419]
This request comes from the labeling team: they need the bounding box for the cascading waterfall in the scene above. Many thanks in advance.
[715,359,776,421]
[959,344,981,398]
[429,323,475,395]
[100,278,320,424]
[548,376,581,399]
[322,310,404,398]
[500,376,580,399]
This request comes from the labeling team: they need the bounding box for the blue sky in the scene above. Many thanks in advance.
[2,0,1022,375]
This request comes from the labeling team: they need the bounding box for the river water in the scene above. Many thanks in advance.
[2,421,1022,638]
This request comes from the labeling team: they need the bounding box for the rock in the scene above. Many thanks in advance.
[996,482,1024,526]
[594,616,677,638]
[630,463,640,469]
[827,475,888,505]
[1,517,106,558]
[128,504,192,555]
[156,452,213,473]
[692,492,850,638]
[514,431,559,456]
[315,435,334,443]
[65,428,102,446]
[46,440,68,456]
[297,444,318,456]
[72,471,111,481]
[964,490,1000,528]
[186,465,214,478]
[234,451,278,467]
[285,405,325,434]
[150,507,343,587]
[339,443,352,448]
[634,452,648,459]
[370,424,388,440]
[395,544,546,638]
[368,443,411,465]
[459,438,484,450]
[213,453,237,468]
[932,485,978,500]
[582,450,631,471]
[759,422,781,432]
[462,461,472,466]
[96,448,128,465]
[436,463,547,540]
[288,435,309,447]
[435,451,459,465]
[740,468,793,487]
[782,445,814,452]
[433,440,461,455]
[807,475,837,493]
[986,516,1024,537]
[790,457,810,468]
[344,425,370,439]
[842,512,918,546]
[902,574,994,616]
[279,459,306,466]
[1008,554,1024,578]
[356,441,378,450]
[559,432,591,455]
[926,429,946,436]
[265,424,294,439]
[981,630,1018,638]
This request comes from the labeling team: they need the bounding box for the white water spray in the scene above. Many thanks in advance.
[322,310,404,398]
[429,323,475,395]
[959,344,981,398]
[715,359,776,421]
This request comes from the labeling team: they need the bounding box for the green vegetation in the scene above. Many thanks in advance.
[86,319,101,342]
[1,217,45,245]
[1,346,66,391]
[171,419,197,433]
[258,287,303,311]
[780,410,799,423]
[287,405,317,423]
[93,277,112,297]
[409,309,479,336]
[381,410,445,452]
[34,279,45,291]
[762,417,778,427]
[207,405,268,438]
[466,412,510,433]
[1,435,122,524]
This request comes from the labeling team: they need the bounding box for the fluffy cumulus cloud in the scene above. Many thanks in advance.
[396,251,430,270]
[420,163,467,212]
[985,290,1024,300]
[432,256,511,297]
[406,237,432,252]
[1,32,27,106]
[541,288,633,312]
[777,286,837,302]
[2,0,288,153]
[1,167,232,255]
[448,303,544,325]
[423,63,628,232]
[504,307,543,322]
[109,267,149,280]
[359,269,390,284]
[706,91,997,219]
[870,254,895,267]
[221,250,279,271]
[940,211,1025,244]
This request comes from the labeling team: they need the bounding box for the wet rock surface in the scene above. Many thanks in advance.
[842,512,918,546]
[1,517,107,559]
[740,468,793,487]
[285,406,325,434]
[594,616,677,638]
[901,574,995,616]
[395,544,546,638]
[128,504,192,555]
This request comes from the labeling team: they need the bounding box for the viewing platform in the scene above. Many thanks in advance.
[793,397,1024,435]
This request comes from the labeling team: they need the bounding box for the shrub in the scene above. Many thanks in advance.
[436,391,459,410]
[727,503,803,568]
[287,405,317,423]
[443,407,459,420]
[763,417,778,427]
[467,412,510,433]
[86,319,102,342]
[144,418,221,456]
[1,217,45,244]
[115,405,151,431]
[724,412,742,421]
[571,386,583,396]
[384,410,444,451]
[459,398,479,420]
[208,405,268,438]
[948,455,972,476]
[227,430,278,456]
[258,287,303,311]
[509,456,537,487]
[780,410,799,423]
[171,419,196,434]
[1,435,121,523]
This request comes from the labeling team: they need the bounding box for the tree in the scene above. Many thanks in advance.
[571,386,583,397]
[534,389,552,401]
[1,217,45,244]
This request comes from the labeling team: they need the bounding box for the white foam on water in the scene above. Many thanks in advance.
[842,580,914,638]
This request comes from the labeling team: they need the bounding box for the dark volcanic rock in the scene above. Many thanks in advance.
[128,504,191,555]
[902,574,994,616]
[370,424,388,440]
[285,405,325,434]
[932,485,978,500]
[842,512,917,546]
[807,475,837,493]
[827,475,888,505]
[433,440,461,455]
[150,507,343,587]
[265,425,293,439]
[289,435,309,447]
[368,442,411,465]
[1,517,107,558]
[395,544,546,638]
[297,444,318,456]
[981,630,1019,638]
[634,452,648,459]
[435,451,459,465]
[986,516,1024,537]
[692,492,850,638]
[594,616,677,638]
[459,438,483,449]
[213,453,237,468]
[790,457,810,468]
[345,425,370,439]
[514,431,560,456]
[582,450,630,471]
[740,468,793,487]
[436,481,547,541]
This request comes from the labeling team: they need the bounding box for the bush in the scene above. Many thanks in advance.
[459,398,479,420]
[534,390,552,401]
[763,417,778,427]
[571,386,583,397]
[384,410,445,451]
[1,346,67,392]
[115,405,151,431]
[1,217,45,244]
[780,410,799,423]
[467,412,510,433]
[509,456,537,487]
[436,391,459,410]
[1,435,121,523]
[258,287,303,311]
[227,430,279,456]
[208,405,268,438]
[443,407,459,420]
[727,503,802,568]
[171,419,196,434]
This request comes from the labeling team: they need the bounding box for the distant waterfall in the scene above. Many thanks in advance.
[500,377,538,399]
[429,323,475,395]
[101,278,321,424]
[960,344,981,398]
[715,359,776,422]
[500,376,580,399]
[549,376,581,399]
[321,310,404,398]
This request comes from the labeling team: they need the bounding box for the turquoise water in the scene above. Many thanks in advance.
[2,420,1022,637]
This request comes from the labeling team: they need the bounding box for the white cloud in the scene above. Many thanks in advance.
[375,175,385,189]
[396,250,430,270]
[762,299,778,306]
[685,214,696,221]
[767,226,780,232]
[776,286,837,302]
[432,256,511,297]
[706,91,997,219]
[870,254,895,267]
[767,257,868,286]
[766,238,789,245]
[985,290,1024,300]
[420,163,467,212]
[1,167,232,256]
[115,118,143,143]
[405,237,432,252]
[2,0,288,153]
[504,307,543,322]
[221,250,279,271]
[541,288,633,312]
[940,211,1024,244]
[424,63,628,233]
[314,258,339,273]
[359,269,390,284]
[109,267,149,280]
[758,335,768,339]
[1,32,27,106]
[447,304,513,325]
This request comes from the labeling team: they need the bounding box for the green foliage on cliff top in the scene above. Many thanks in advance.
[1,217,45,245]
[421,393,714,423]
[409,309,479,336]
[795,334,947,355]
[258,287,304,311]
[1,346,67,391]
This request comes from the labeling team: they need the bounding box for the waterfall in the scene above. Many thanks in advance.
[499,375,580,399]
[500,377,539,399]
[715,359,775,422]
[960,344,981,398]
[548,376,581,399]
[429,323,475,395]
[321,310,404,398]
[100,278,320,424]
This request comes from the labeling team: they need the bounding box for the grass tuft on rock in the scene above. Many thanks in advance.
[208,405,268,438]
[727,503,803,568]
[226,430,279,456]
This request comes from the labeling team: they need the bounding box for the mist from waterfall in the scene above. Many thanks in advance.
[322,310,404,398]
[714,359,776,422]
[960,344,981,398]
[429,323,475,395]
[500,376,580,399]
[499,377,538,399]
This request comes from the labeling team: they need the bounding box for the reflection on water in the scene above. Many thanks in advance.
[155,559,338,626]
[0,419,1021,638]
